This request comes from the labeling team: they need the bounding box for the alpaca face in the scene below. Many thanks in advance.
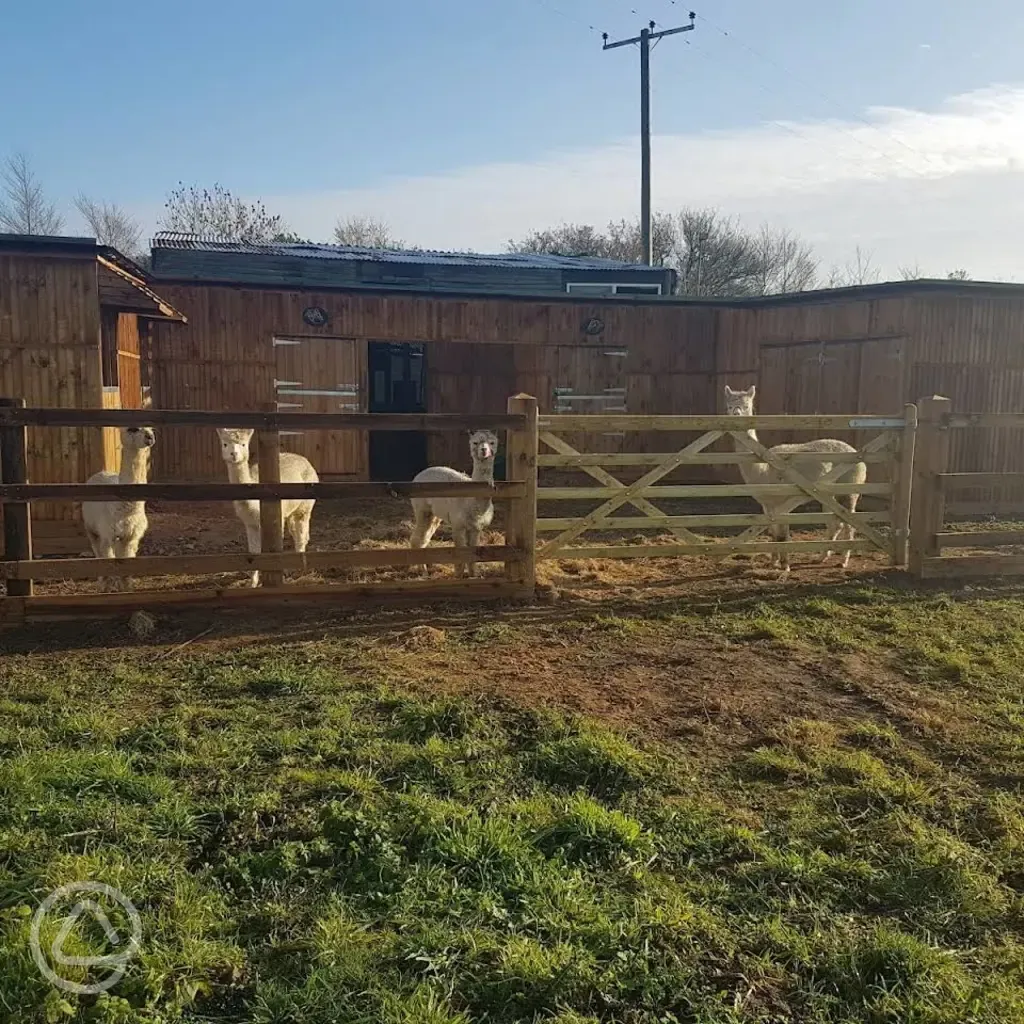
[469,430,499,463]
[217,428,254,465]
[123,426,156,450]
[724,385,756,417]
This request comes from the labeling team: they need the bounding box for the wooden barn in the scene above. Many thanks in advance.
[146,237,1024,510]
[0,234,186,552]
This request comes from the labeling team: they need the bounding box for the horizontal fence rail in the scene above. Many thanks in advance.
[0,481,523,503]
[538,414,909,432]
[0,406,527,432]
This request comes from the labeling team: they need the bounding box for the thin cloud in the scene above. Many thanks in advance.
[137,85,1024,281]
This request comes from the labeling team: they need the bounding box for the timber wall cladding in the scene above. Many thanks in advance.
[149,283,720,480]
[0,253,104,524]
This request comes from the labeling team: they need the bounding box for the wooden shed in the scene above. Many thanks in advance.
[146,239,1024,507]
[0,234,186,553]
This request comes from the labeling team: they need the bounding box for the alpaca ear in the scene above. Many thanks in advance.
[747,385,757,397]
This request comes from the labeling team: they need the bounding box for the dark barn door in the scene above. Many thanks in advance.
[368,342,428,480]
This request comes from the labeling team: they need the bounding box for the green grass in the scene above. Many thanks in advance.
[3,584,1024,1021]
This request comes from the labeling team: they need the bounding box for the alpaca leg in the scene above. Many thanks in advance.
[822,517,844,564]
[111,535,142,592]
[452,523,469,579]
[245,522,262,587]
[465,525,480,578]
[410,503,441,576]
[839,495,859,568]
[776,523,791,574]
[93,538,117,592]
[287,513,311,553]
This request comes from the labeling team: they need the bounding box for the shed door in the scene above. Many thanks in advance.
[273,336,368,478]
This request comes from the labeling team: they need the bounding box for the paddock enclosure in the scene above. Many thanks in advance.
[0,234,185,553]
[147,237,1024,518]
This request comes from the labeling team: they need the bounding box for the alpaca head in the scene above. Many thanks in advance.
[469,429,499,464]
[217,428,254,466]
[122,425,156,451]
[724,384,756,417]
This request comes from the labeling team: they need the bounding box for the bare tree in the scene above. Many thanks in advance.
[674,209,764,297]
[826,246,881,288]
[333,215,404,249]
[0,153,64,235]
[947,268,970,281]
[74,194,143,260]
[507,214,676,265]
[749,223,817,295]
[898,262,924,281]
[159,183,285,243]
[509,208,818,297]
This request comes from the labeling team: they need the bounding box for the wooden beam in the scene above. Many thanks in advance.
[890,403,918,567]
[919,554,1024,580]
[537,483,891,500]
[539,413,909,432]
[0,398,32,597]
[938,472,1024,490]
[909,396,952,576]
[0,577,526,620]
[947,413,1024,429]
[935,530,1024,550]
[535,511,892,532]
[258,421,284,587]
[0,406,526,432]
[539,539,878,562]
[0,480,525,502]
[0,545,519,581]
[537,451,892,468]
[505,395,539,590]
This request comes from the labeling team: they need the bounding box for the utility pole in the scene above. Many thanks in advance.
[603,13,695,266]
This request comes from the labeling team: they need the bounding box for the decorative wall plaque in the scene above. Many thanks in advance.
[582,316,605,336]
[302,306,329,327]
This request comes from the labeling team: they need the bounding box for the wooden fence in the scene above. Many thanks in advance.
[536,409,917,565]
[6,390,1024,624]
[910,395,1024,579]
[0,396,539,621]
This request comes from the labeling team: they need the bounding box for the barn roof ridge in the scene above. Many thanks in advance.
[150,232,666,271]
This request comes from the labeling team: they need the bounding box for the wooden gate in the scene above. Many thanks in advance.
[535,410,916,564]
[273,336,368,478]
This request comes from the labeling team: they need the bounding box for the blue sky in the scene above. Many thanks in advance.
[2,0,1023,277]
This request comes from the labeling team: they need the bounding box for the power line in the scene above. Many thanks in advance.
[525,0,604,34]
[692,11,948,176]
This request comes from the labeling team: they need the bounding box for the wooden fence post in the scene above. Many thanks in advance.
[891,402,918,567]
[505,394,538,594]
[0,398,33,597]
[909,395,952,577]
[257,408,284,588]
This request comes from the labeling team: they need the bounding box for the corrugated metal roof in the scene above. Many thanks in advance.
[150,232,661,272]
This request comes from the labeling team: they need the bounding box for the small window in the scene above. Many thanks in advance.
[613,283,662,296]
[566,282,662,296]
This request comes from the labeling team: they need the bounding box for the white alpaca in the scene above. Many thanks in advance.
[82,426,155,592]
[724,385,867,572]
[216,428,318,587]
[410,430,499,578]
